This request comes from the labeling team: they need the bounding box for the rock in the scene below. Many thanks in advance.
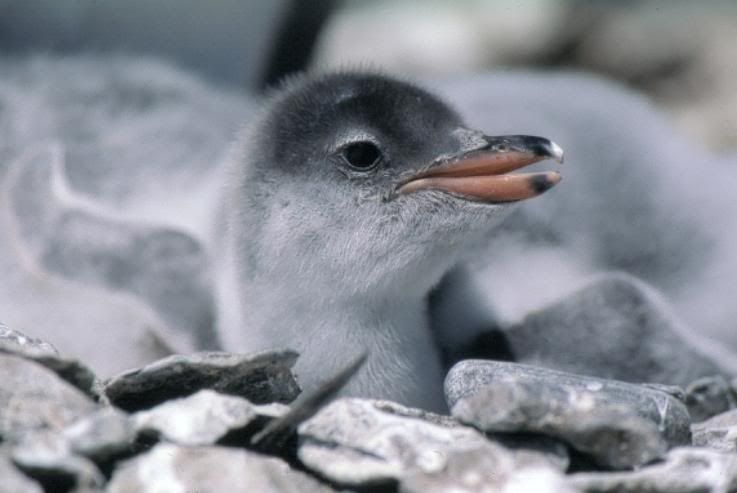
[0,323,58,355]
[133,389,287,446]
[0,325,98,398]
[251,350,367,448]
[400,447,576,493]
[298,398,565,489]
[0,451,44,493]
[447,360,691,469]
[107,443,336,493]
[4,141,216,352]
[104,350,300,412]
[503,275,727,387]
[11,431,105,491]
[691,409,737,453]
[0,148,177,378]
[684,375,737,423]
[63,408,136,461]
[0,354,97,441]
[569,447,737,493]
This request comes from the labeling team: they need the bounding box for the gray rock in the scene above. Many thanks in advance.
[447,360,691,469]
[0,147,178,378]
[298,398,564,488]
[104,350,300,412]
[63,408,135,461]
[107,443,336,493]
[0,354,97,441]
[11,431,105,491]
[133,389,287,446]
[504,275,728,387]
[401,448,577,493]
[5,142,216,351]
[569,447,737,493]
[0,451,43,493]
[0,323,58,355]
[685,375,737,423]
[251,350,366,447]
[0,325,97,398]
[692,409,737,453]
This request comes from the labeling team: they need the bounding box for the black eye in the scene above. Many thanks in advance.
[342,141,382,171]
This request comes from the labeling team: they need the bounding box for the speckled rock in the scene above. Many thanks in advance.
[504,275,728,387]
[569,447,737,493]
[133,389,287,446]
[691,409,737,453]
[684,375,737,423]
[400,447,576,493]
[0,354,97,441]
[298,398,565,489]
[103,350,300,412]
[447,360,691,469]
[0,325,97,398]
[106,443,336,493]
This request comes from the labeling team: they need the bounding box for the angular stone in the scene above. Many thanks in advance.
[692,409,737,453]
[0,451,43,493]
[104,350,300,412]
[504,274,728,387]
[11,431,105,491]
[63,408,136,461]
[298,398,563,489]
[569,447,737,493]
[0,325,97,398]
[107,443,336,493]
[447,360,691,469]
[0,354,97,441]
[684,375,737,423]
[133,389,287,446]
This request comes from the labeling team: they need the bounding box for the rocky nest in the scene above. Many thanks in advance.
[2,310,736,493]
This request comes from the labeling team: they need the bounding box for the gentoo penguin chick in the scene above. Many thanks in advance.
[216,71,562,412]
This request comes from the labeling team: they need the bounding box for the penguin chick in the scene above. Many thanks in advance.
[216,71,562,412]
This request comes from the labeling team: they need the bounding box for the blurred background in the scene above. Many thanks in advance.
[1,0,736,151]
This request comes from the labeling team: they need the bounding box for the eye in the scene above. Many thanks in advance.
[341,141,382,171]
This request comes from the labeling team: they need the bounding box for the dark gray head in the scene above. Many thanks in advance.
[229,71,562,297]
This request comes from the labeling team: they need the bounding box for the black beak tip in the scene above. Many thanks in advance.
[530,172,562,194]
[534,138,565,164]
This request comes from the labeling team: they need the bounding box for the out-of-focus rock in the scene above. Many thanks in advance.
[691,409,737,454]
[0,354,97,441]
[103,350,300,412]
[132,389,287,446]
[0,150,177,378]
[447,360,691,469]
[106,443,336,493]
[4,139,216,352]
[684,375,737,423]
[313,0,567,76]
[11,430,105,491]
[569,447,737,493]
[62,408,136,462]
[298,398,566,489]
[503,275,728,387]
[0,451,44,493]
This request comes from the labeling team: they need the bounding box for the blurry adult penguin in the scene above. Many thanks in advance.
[216,71,563,412]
